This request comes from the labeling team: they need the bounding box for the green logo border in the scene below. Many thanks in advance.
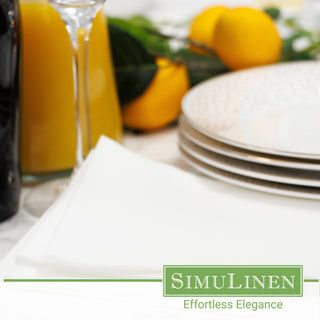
[163,265,303,297]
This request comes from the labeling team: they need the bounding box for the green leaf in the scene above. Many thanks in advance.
[280,34,315,62]
[264,7,281,20]
[127,15,157,31]
[284,17,314,40]
[108,24,158,105]
[280,35,300,61]
[170,49,229,86]
[108,16,171,56]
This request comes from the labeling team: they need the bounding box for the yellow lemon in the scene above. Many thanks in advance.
[123,58,189,131]
[214,7,282,70]
[189,6,229,54]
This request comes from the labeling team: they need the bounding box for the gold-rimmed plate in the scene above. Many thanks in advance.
[182,61,320,160]
[179,115,320,171]
[179,133,320,188]
[179,147,320,200]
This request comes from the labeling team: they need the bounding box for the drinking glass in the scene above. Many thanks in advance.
[24,0,107,216]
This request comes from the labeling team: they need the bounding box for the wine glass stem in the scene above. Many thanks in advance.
[48,2,104,172]
[70,28,92,170]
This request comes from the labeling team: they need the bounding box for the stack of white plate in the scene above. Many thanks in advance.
[179,61,320,200]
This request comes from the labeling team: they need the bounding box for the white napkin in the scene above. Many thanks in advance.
[0,151,96,278]
[4,135,320,279]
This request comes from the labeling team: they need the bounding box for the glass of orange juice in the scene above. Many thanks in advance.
[20,0,122,181]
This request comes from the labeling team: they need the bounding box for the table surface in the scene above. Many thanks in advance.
[0,128,188,262]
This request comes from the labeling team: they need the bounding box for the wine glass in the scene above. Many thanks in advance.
[24,0,105,216]
[49,0,106,167]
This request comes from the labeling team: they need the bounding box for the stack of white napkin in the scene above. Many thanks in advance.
[1,136,320,279]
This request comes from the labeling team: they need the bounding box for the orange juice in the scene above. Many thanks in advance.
[20,0,122,175]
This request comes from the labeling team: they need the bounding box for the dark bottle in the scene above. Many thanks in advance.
[0,0,20,222]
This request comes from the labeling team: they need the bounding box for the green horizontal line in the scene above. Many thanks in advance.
[4,279,319,284]
[4,279,163,283]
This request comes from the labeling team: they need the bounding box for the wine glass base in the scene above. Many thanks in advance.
[23,178,69,217]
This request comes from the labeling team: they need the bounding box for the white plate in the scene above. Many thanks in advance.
[182,61,320,159]
[179,115,320,170]
[179,148,320,201]
[179,134,320,187]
